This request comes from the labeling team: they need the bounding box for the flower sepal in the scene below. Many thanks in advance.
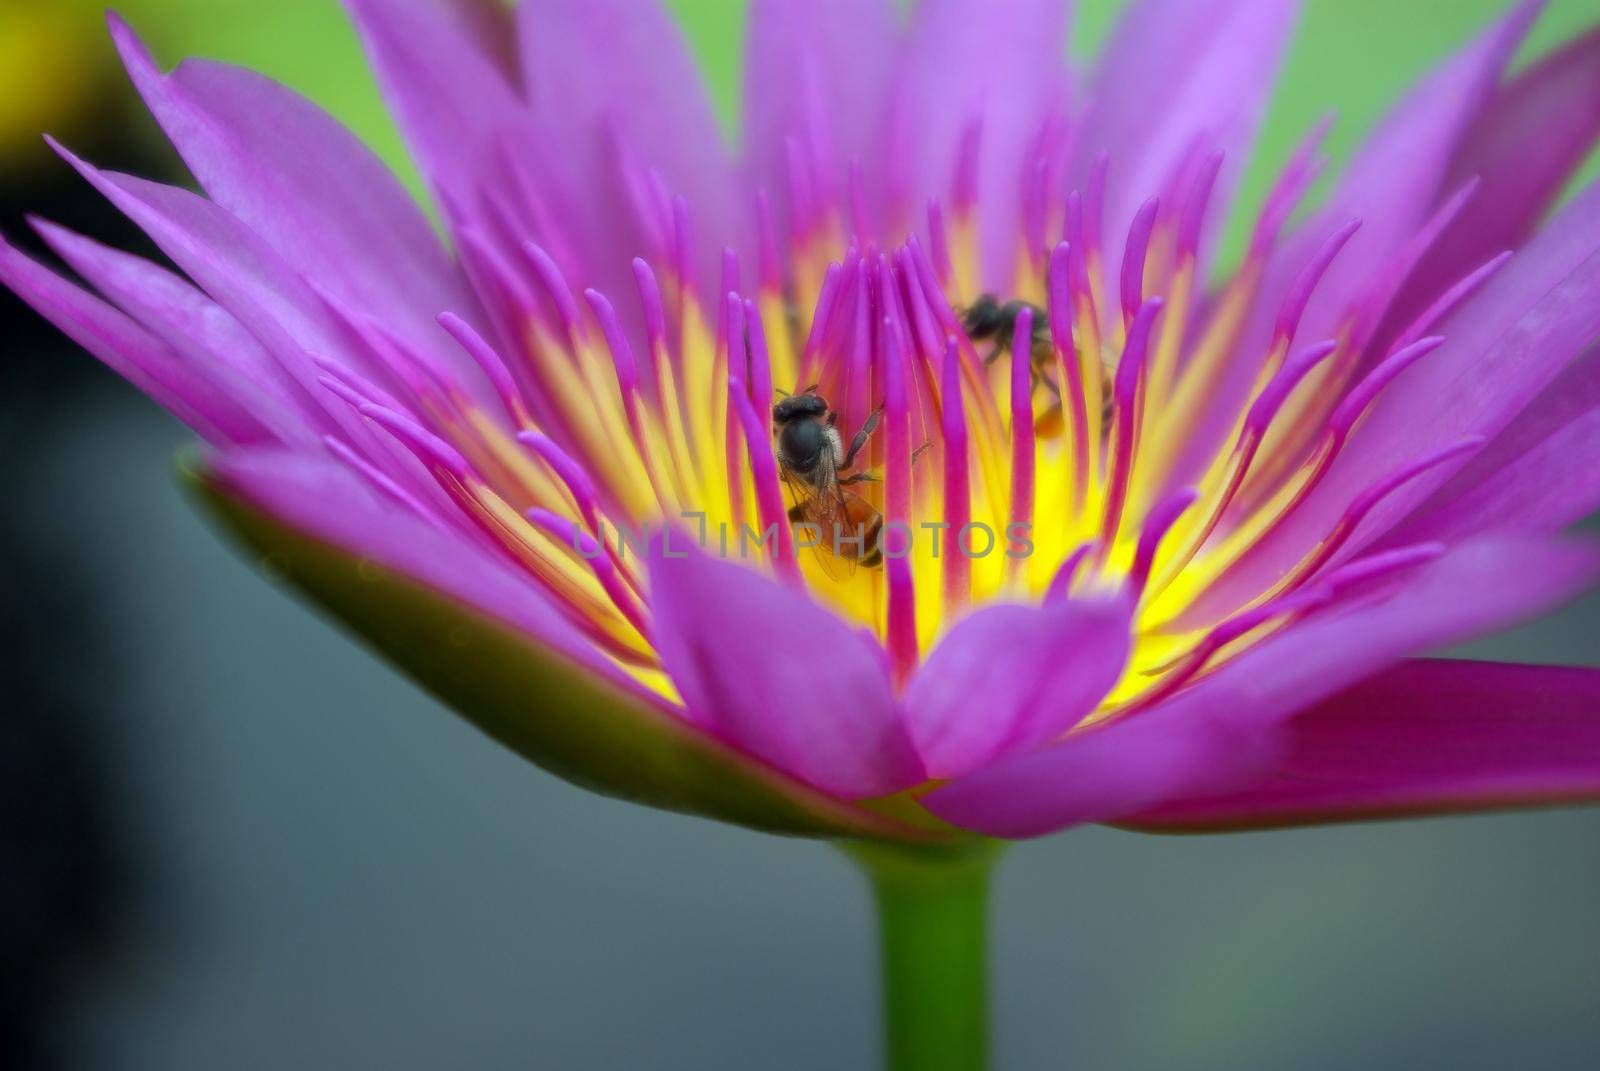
[180,450,936,843]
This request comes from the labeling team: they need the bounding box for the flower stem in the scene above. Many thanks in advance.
[842,840,1004,1071]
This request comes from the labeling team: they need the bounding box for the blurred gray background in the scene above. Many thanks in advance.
[4,320,1596,1071]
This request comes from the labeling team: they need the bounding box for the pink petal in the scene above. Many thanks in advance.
[903,596,1133,779]
[1190,178,1600,624]
[1177,5,1537,491]
[1390,342,1600,544]
[109,15,479,367]
[743,0,899,242]
[648,539,924,799]
[211,449,625,687]
[1120,659,1600,832]
[1384,25,1600,346]
[49,144,406,458]
[517,0,742,290]
[342,0,528,215]
[29,218,317,446]
[923,534,1600,839]
[0,236,251,446]
[1292,1,1538,348]
[1073,0,1298,293]
[891,0,1071,287]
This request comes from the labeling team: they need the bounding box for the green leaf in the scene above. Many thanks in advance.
[182,455,935,843]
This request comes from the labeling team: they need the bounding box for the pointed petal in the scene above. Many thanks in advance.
[0,236,252,445]
[518,0,741,286]
[648,539,924,799]
[1391,342,1600,543]
[1321,177,1600,535]
[195,451,922,841]
[903,596,1133,779]
[48,144,416,459]
[30,218,317,445]
[1293,1,1538,345]
[1386,25,1600,342]
[108,15,478,358]
[892,0,1071,286]
[923,535,1599,839]
[341,0,527,212]
[1178,5,1541,490]
[743,0,899,240]
[1192,178,1600,624]
[1074,0,1298,287]
[1120,660,1600,832]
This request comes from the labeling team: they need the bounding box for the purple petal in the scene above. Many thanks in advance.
[924,534,1600,839]
[109,15,479,364]
[1292,2,1538,347]
[648,539,924,799]
[1073,0,1298,291]
[48,143,407,454]
[903,595,1133,779]
[1120,659,1600,831]
[1320,177,1600,535]
[212,449,627,686]
[517,0,742,289]
[1390,342,1600,544]
[29,218,318,446]
[743,0,899,242]
[342,0,528,214]
[1384,25,1600,345]
[0,236,255,445]
[891,0,1071,287]
[1175,5,1538,491]
[1191,178,1600,624]
[207,448,927,840]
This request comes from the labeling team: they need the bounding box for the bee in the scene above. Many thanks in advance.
[960,295,1057,394]
[772,388,886,571]
[959,293,1115,432]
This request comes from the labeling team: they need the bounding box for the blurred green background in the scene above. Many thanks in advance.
[3,3,1599,1071]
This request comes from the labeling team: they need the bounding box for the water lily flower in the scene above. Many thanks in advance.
[8,1,1600,1067]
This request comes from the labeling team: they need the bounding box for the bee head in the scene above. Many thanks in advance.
[772,393,828,425]
[959,293,1004,336]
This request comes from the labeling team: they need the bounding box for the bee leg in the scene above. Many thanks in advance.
[1024,361,1064,402]
[910,440,933,466]
[841,406,885,469]
[839,471,880,485]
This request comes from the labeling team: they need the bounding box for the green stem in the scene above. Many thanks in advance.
[842,840,1004,1071]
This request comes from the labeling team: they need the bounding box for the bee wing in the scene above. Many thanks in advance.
[811,448,859,579]
[779,461,843,582]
